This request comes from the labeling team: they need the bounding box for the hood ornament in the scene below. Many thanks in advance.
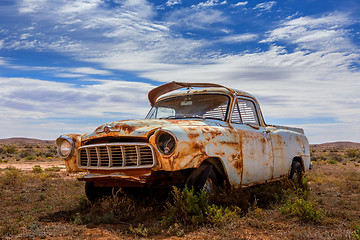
[103,125,111,134]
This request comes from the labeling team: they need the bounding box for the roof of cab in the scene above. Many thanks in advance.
[148,81,256,106]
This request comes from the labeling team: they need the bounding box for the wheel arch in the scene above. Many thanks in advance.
[199,157,229,187]
[291,156,304,173]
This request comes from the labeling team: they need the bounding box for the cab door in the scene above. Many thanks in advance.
[230,98,274,185]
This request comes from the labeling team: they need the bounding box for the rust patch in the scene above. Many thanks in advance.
[188,133,200,139]
[114,123,137,133]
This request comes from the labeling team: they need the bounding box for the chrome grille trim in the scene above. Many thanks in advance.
[77,143,157,170]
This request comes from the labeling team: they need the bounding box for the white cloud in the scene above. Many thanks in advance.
[261,13,355,51]
[69,67,112,75]
[192,0,227,8]
[55,73,86,78]
[216,33,258,43]
[18,0,46,13]
[0,77,155,139]
[3,2,360,142]
[167,8,228,30]
[233,1,248,6]
[166,0,181,7]
[253,1,276,11]
[20,33,32,40]
[133,45,360,143]
[59,0,101,14]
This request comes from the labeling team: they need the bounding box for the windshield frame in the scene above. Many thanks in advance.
[145,93,231,122]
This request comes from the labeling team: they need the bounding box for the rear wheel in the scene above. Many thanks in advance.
[289,161,302,183]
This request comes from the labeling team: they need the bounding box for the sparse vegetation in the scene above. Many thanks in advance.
[0,140,359,239]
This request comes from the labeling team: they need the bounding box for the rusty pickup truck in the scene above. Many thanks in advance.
[56,81,311,201]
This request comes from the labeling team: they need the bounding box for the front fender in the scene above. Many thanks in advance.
[150,124,242,184]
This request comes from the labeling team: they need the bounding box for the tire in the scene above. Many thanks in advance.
[186,165,218,195]
[85,182,113,203]
[289,161,302,183]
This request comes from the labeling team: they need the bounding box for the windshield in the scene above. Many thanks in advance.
[146,94,230,121]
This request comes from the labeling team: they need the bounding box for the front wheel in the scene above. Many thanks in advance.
[85,182,113,203]
[186,165,218,195]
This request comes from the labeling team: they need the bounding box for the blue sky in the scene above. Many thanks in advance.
[0,0,359,143]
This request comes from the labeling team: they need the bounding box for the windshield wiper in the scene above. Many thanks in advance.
[160,115,205,120]
[203,117,223,121]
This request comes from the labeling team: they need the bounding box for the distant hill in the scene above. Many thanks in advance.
[311,141,360,149]
[0,138,54,145]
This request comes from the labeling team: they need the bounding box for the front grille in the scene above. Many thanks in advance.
[78,143,156,169]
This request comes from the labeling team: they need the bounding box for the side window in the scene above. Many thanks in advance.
[238,99,260,125]
[231,101,242,124]
[232,99,260,125]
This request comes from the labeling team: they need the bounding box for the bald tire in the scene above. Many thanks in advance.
[289,161,302,183]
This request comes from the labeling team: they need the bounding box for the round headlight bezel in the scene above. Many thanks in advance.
[56,135,75,160]
[156,131,176,155]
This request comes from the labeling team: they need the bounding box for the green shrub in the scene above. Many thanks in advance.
[45,166,61,172]
[129,223,149,237]
[32,165,43,173]
[206,204,237,226]
[347,148,360,158]
[327,159,338,164]
[4,145,16,154]
[19,149,35,159]
[353,224,360,240]
[162,186,237,228]
[25,155,35,161]
[162,186,208,227]
[0,167,23,187]
[279,196,323,223]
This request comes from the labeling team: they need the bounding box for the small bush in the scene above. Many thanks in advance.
[327,160,338,164]
[45,166,61,172]
[162,186,208,227]
[206,204,237,227]
[0,167,24,187]
[280,196,324,223]
[353,224,360,240]
[162,186,237,228]
[347,149,360,158]
[25,155,35,161]
[4,145,17,154]
[32,165,43,173]
[129,224,149,237]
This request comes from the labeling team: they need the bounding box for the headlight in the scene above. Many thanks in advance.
[156,131,176,155]
[56,135,75,160]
